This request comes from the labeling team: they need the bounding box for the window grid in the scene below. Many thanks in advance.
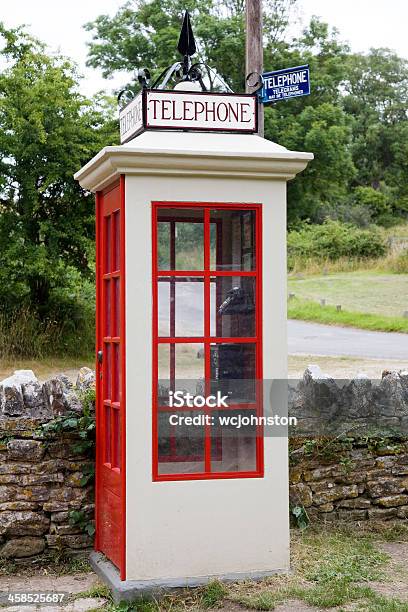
[152,202,263,481]
[102,210,122,471]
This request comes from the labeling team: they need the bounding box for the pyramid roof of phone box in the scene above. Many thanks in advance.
[74,130,313,192]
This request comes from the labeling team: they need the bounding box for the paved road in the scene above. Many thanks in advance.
[159,284,408,360]
[288,319,408,360]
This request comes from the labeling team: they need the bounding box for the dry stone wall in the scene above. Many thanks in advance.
[289,367,408,522]
[0,364,408,560]
[0,368,95,559]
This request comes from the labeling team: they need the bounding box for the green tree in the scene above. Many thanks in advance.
[85,4,356,225]
[270,102,356,224]
[85,0,298,93]
[85,1,408,227]
[0,24,117,326]
[343,49,408,217]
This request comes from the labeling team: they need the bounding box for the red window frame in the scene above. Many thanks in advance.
[152,201,263,482]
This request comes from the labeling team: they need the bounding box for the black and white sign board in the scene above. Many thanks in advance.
[119,89,258,144]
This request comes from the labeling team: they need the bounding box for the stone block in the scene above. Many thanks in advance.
[0,511,49,536]
[0,536,45,558]
[43,376,82,416]
[318,503,334,513]
[333,470,366,485]
[400,477,408,491]
[46,533,92,549]
[47,442,81,459]
[313,484,358,505]
[50,511,70,524]
[0,502,38,511]
[289,466,302,484]
[376,494,408,508]
[0,385,24,417]
[49,487,89,504]
[396,506,408,519]
[76,368,95,393]
[367,477,405,498]
[365,469,390,480]
[65,472,85,487]
[7,439,45,462]
[368,507,398,520]
[337,509,367,521]
[0,472,63,486]
[42,502,69,512]
[376,456,398,469]
[22,379,51,419]
[289,483,312,508]
[303,466,333,482]
[50,523,83,535]
[337,498,371,509]
[0,486,16,502]
[358,483,366,495]
[0,371,41,417]
[15,486,50,502]
[60,460,93,472]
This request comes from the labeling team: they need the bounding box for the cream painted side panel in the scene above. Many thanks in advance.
[125,175,289,581]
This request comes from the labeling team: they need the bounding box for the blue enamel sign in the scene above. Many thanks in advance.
[260,65,310,103]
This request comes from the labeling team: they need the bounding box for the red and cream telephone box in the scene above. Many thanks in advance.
[75,90,312,596]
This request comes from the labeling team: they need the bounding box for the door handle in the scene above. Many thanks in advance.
[97,350,103,365]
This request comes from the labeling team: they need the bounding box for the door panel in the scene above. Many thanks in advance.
[96,178,126,578]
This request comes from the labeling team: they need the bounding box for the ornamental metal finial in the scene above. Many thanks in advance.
[118,7,233,105]
[177,10,196,75]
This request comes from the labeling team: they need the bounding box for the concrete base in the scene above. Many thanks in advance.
[90,552,289,604]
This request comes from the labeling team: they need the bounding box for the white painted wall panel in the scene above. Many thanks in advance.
[125,175,289,581]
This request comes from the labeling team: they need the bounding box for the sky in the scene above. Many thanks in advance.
[1,0,408,97]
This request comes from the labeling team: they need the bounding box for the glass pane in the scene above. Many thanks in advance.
[210,343,256,403]
[112,211,120,272]
[112,408,120,469]
[176,222,204,270]
[211,409,257,473]
[157,209,204,271]
[104,404,111,464]
[211,277,255,337]
[112,343,120,403]
[158,222,171,270]
[158,343,205,405]
[103,279,111,337]
[104,215,111,273]
[158,277,204,337]
[104,343,112,399]
[112,278,120,337]
[210,222,218,269]
[158,412,205,475]
[210,210,256,271]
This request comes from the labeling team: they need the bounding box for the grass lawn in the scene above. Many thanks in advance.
[288,271,408,318]
[288,271,408,333]
[288,296,408,333]
[71,523,408,611]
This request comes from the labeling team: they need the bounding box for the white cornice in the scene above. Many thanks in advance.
[74,132,313,192]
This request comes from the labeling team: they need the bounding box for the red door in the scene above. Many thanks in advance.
[95,177,126,579]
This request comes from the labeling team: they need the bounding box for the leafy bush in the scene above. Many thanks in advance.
[388,249,408,274]
[351,186,395,226]
[0,308,61,360]
[287,220,387,269]
[0,277,95,360]
[352,186,391,217]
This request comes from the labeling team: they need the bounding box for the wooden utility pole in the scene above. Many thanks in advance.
[245,0,264,137]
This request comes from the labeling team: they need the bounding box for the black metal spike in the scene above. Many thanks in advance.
[177,10,196,57]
